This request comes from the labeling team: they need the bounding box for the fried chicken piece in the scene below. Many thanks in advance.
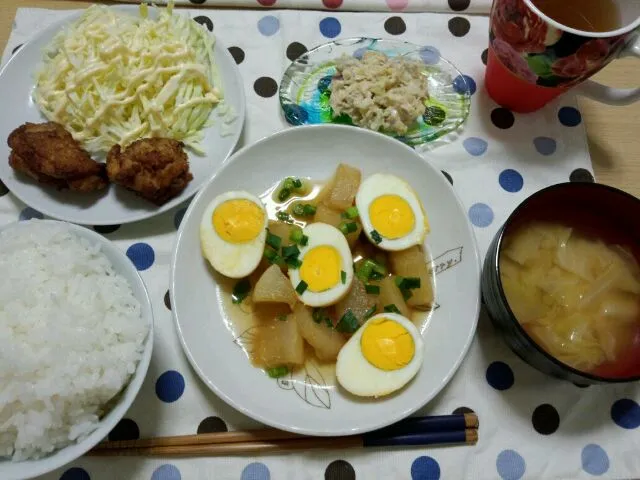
[106,138,193,205]
[7,122,108,192]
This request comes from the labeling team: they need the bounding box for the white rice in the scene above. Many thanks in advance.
[0,221,148,461]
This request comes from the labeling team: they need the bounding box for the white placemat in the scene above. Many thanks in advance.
[2,6,639,480]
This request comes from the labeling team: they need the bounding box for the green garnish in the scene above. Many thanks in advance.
[281,244,300,259]
[370,230,383,244]
[384,304,401,314]
[402,289,413,301]
[278,188,291,202]
[292,203,316,217]
[300,235,309,246]
[341,206,359,219]
[266,231,282,250]
[232,278,251,304]
[365,284,380,295]
[286,257,302,269]
[363,305,377,320]
[339,221,358,235]
[267,366,289,378]
[395,276,421,290]
[276,211,293,223]
[289,226,304,245]
[370,271,384,281]
[356,259,386,282]
[283,178,295,191]
[341,270,347,284]
[295,280,308,294]
[263,248,283,265]
[278,314,288,321]
[336,309,359,333]
[312,307,332,326]
[366,259,387,276]
[292,178,303,189]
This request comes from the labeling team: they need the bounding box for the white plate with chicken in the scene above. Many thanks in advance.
[170,124,480,436]
[0,4,244,225]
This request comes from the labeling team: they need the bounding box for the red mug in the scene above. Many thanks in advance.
[485,0,640,113]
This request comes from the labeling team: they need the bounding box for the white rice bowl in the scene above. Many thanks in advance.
[0,220,153,479]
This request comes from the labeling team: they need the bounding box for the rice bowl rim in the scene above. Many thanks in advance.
[0,219,154,480]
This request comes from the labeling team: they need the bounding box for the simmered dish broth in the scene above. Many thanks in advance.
[202,163,435,398]
[499,221,640,376]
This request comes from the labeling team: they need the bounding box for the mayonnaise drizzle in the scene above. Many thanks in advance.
[33,2,222,155]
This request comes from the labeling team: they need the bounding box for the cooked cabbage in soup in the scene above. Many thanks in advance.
[499,221,640,374]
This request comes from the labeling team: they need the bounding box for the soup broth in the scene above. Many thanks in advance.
[499,209,640,377]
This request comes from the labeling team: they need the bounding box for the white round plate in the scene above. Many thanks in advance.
[0,220,153,480]
[0,6,245,226]
[171,125,480,436]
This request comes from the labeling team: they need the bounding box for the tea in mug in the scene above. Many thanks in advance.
[531,0,621,33]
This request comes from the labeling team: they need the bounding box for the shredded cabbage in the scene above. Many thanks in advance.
[33,2,221,155]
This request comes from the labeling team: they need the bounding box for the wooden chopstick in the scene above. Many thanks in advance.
[90,413,478,457]
[89,429,478,457]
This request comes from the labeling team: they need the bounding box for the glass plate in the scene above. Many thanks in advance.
[279,37,471,147]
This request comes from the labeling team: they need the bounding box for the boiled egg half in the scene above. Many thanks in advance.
[336,313,424,397]
[200,191,268,278]
[289,223,353,307]
[356,173,429,251]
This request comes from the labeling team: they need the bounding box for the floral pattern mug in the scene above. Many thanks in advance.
[485,0,640,113]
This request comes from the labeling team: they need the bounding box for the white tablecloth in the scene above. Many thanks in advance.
[2,6,639,480]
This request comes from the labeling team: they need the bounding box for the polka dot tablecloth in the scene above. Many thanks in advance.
[3,7,640,480]
[110,0,491,14]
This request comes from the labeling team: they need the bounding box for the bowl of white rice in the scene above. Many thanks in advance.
[0,219,153,480]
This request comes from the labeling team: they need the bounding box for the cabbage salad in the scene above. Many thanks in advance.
[34,2,222,155]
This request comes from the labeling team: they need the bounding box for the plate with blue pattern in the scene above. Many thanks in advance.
[279,38,471,147]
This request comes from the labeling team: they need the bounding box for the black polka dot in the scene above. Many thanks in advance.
[254,77,278,98]
[11,44,22,55]
[481,48,488,65]
[0,179,8,197]
[189,0,206,4]
[108,418,140,441]
[569,168,595,183]
[448,17,471,37]
[384,16,406,35]
[193,16,213,32]
[197,416,228,434]
[286,42,308,61]
[491,108,515,129]
[452,406,474,415]
[93,224,121,234]
[441,170,453,185]
[532,404,560,435]
[164,290,171,310]
[228,46,245,65]
[325,460,355,480]
[574,382,590,388]
[449,0,470,11]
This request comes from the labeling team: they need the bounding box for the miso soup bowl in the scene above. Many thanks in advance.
[481,182,640,385]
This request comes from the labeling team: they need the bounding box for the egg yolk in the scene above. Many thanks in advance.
[300,246,341,292]
[212,199,265,243]
[369,195,415,239]
[360,318,415,371]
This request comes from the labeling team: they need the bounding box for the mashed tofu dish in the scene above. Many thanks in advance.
[329,51,429,135]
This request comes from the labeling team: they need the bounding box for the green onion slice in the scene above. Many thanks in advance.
[267,366,289,378]
[384,304,401,314]
[336,309,359,333]
[295,280,308,295]
[232,278,251,304]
